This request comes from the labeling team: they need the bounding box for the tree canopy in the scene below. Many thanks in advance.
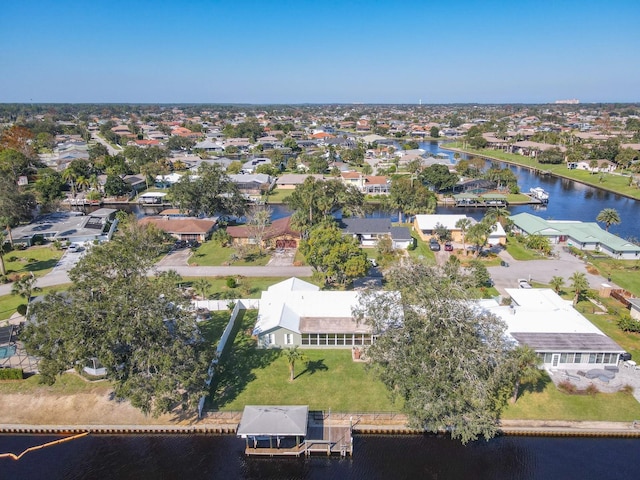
[419,164,459,192]
[355,260,515,443]
[299,222,368,286]
[285,177,364,230]
[169,163,247,217]
[22,222,213,417]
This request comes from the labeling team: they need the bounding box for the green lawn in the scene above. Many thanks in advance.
[0,284,71,321]
[210,310,397,412]
[588,257,640,297]
[188,241,270,266]
[263,188,292,204]
[2,245,64,280]
[180,276,309,299]
[407,233,436,262]
[503,373,640,421]
[505,239,543,261]
[0,370,110,395]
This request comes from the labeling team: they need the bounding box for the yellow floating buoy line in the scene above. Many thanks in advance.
[0,431,90,461]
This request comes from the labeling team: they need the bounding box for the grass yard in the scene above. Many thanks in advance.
[0,370,109,395]
[503,374,640,421]
[588,257,640,297]
[180,276,301,299]
[0,284,71,321]
[407,233,436,262]
[210,310,397,412]
[2,245,64,280]
[505,239,543,261]
[263,188,292,204]
[188,242,270,266]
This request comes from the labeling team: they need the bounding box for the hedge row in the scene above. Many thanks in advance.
[0,368,24,380]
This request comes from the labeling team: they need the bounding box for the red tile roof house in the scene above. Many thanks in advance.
[138,216,217,242]
[226,216,300,249]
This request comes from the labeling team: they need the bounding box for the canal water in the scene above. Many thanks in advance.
[419,142,639,240]
[2,433,640,479]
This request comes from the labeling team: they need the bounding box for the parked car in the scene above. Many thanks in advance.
[444,242,453,251]
[67,244,81,253]
[429,239,440,251]
[517,278,532,289]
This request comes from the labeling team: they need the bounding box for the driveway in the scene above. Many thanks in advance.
[488,246,610,296]
[157,248,192,267]
[266,249,295,267]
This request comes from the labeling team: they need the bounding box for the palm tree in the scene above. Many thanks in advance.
[570,272,589,306]
[12,272,41,317]
[61,168,78,197]
[484,206,510,227]
[549,276,565,294]
[0,216,14,247]
[509,345,543,404]
[596,208,621,232]
[455,217,472,253]
[283,346,307,382]
[76,175,90,192]
[192,278,210,300]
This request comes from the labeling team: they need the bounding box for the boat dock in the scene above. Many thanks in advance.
[238,406,354,457]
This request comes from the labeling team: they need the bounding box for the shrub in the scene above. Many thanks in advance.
[618,315,640,333]
[620,384,634,395]
[0,368,24,380]
[557,380,577,394]
[226,277,237,289]
[16,304,28,316]
[585,384,600,395]
[32,234,46,245]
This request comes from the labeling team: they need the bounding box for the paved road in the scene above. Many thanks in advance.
[91,131,122,156]
[154,265,313,277]
[488,245,611,296]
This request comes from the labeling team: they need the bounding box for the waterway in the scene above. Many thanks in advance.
[2,433,640,479]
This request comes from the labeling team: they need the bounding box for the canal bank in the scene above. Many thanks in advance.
[440,144,640,202]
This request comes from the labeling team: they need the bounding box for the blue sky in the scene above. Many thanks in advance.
[1,0,639,103]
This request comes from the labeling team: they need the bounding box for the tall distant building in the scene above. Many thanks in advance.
[555,99,580,104]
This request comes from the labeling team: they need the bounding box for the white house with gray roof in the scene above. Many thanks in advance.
[254,278,375,349]
[480,288,625,370]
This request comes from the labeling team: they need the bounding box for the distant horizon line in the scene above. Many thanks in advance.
[1,101,639,106]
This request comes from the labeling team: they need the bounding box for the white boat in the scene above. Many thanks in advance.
[529,187,549,202]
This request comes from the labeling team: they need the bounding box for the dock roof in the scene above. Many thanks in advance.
[237,405,308,437]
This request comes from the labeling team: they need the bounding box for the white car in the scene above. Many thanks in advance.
[517,278,532,289]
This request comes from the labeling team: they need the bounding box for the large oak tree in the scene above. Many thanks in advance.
[22,222,213,416]
[355,260,516,443]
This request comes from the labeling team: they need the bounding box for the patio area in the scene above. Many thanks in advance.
[547,363,640,403]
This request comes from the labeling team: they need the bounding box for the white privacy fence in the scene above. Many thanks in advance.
[197,299,259,418]
[194,299,260,311]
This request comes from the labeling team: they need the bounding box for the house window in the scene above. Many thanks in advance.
[284,333,293,345]
[265,333,275,346]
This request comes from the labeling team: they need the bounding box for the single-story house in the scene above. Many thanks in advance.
[9,209,118,246]
[253,278,374,349]
[510,212,640,259]
[339,218,392,248]
[413,214,477,242]
[228,174,273,197]
[480,289,625,370]
[275,174,325,190]
[138,216,217,242]
[226,216,300,249]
